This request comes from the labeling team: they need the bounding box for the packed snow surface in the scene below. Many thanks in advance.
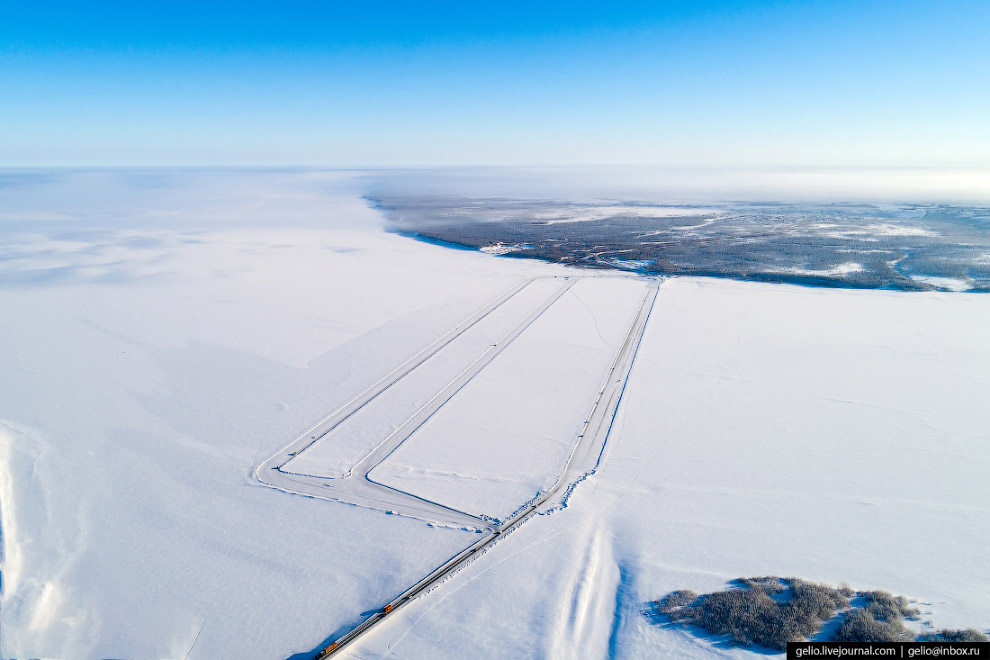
[370,277,651,520]
[0,169,569,659]
[346,277,990,660]
[1,170,988,660]
[283,277,565,479]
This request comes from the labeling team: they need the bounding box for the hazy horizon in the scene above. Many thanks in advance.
[4,166,990,205]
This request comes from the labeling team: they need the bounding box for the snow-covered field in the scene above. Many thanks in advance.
[1,170,988,659]
[0,170,565,658]
[369,277,651,521]
[346,277,990,660]
[284,277,568,480]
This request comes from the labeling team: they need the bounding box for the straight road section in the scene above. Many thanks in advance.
[309,280,660,659]
[257,277,576,529]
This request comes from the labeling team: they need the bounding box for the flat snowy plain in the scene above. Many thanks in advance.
[0,170,988,659]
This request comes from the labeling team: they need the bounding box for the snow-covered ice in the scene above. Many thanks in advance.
[284,277,565,479]
[1,170,988,659]
[369,277,651,520]
[346,278,990,660]
[0,169,566,658]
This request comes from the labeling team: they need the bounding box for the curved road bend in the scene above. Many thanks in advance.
[310,280,660,659]
[258,277,577,529]
[256,277,535,481]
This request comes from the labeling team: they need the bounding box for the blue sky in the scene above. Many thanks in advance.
[2,1,989,166]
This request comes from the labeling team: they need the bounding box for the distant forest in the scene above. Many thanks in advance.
[371,196,990,292]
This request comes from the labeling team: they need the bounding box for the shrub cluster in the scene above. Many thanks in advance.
[918,629,990,642]
[654,590,697,614]
[656,578,988,651]
[832,609,910,642]
[832,591,920,643]
[657,576,848,650]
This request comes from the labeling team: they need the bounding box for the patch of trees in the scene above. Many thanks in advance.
[654,577,988,651]
[655,577,848,650]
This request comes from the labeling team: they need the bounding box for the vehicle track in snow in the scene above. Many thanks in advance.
[303,279,660,659]
[256,276,576,529]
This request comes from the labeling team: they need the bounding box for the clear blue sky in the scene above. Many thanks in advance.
[3,1,988,166]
